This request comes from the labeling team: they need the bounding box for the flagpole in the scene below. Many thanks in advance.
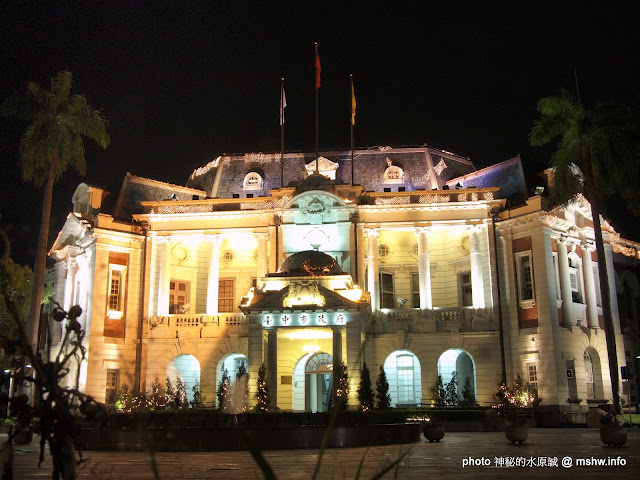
[280,77,285,188]
[350,74,355,186]
[314,42,320,174]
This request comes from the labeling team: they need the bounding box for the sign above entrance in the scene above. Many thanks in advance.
[259,311,350,328]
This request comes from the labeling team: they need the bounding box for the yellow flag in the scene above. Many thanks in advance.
[351,81,356,125]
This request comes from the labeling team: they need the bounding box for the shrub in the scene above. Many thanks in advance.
[376,365,391,409]
[357,362,374,412]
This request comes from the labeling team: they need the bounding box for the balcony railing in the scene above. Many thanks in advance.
[147,313,248,339]
[370,307,496,334]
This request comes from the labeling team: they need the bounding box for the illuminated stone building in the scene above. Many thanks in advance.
[48,146,639,420]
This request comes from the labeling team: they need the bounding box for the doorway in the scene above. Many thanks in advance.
[305,352,333,412]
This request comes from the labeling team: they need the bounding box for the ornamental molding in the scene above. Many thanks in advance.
[282,282,326,308]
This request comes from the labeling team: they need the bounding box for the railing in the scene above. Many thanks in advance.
[370,307,496,334]
[147,313,248,339]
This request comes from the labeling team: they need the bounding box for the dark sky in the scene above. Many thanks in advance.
[1,0,639,265]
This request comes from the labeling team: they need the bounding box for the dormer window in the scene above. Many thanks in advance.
[384,158,404,184]
[243,172,263,190]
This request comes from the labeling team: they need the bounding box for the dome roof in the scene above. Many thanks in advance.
[278,250,343,276]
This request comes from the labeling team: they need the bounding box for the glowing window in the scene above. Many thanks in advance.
[169,280,191,314]
[105,369,119,404]
[515,251,534,307]
[243,172,263,190]
[384,166,404,184]
[219,278,235,313]
[107,264,126,319]
[396,354,414,404]
[378,244,390,260]
[221,250,234,264]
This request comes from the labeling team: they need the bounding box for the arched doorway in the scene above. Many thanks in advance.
[584,348,604,400]
[383,350,422,407]
[167,354,200,405]
[305,352,333,412]
[437,349,476,405]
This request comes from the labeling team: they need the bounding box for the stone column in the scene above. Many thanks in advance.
[332,326,343,404]
[364,228,380,312]
[156,236,172,316]
[469,225,485,309]
[255,232,270,289]
[581,241,599,329]
[62,257,77,340]
[415,227,432,309]
[267,328,278,408]
[75,253,91,331]
[205,234,221,315]
[63,257,77,312]
[557,235,575,326]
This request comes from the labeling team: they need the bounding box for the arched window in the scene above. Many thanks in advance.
[243,172,263,190]
[383,350,422,407]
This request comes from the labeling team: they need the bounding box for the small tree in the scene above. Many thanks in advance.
[444,371,459,406]
[255,364,269,412]
[217,368,232,412]
[332,362,349,410]
[357,362,374,412]
[148,376,166,410]
[462,377,475,406]
[165,376,175,405]
[431,375,445,406]
[175,378,187,408]
[376,365,391,409]
[115,383,132,412]
[191,378,204,408]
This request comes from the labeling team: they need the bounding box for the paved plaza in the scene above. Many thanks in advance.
[5,427,640,479]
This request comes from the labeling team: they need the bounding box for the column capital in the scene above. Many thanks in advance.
[204,233,222,243]
[254,232,270,241]
[364,227,380,238]
[558,233,569,245]
[157,235,173,245]
[414,226,431,236]
[581,240,595,252]
[466,224,482,234]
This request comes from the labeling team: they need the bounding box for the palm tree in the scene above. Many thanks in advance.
[0,71,110,354]
[529,89,636,414]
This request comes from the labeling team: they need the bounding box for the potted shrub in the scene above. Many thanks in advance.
[504,409,528,445]
[495,375,538,445]
[599,411,627,446]
[423,417,445,443]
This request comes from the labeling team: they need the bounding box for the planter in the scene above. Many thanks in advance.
[423,424,445,442]
[505,425,528,445]
[13,429,33,445]
[600,426,627,446]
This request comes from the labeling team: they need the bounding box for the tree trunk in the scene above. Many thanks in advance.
[585,160,622,414]
[27,160,55,353]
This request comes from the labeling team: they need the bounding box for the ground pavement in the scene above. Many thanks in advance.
[4,427,639,479]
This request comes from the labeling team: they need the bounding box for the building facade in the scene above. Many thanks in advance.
[47,146,640,421]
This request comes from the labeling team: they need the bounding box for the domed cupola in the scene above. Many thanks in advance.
[278,250,343,276]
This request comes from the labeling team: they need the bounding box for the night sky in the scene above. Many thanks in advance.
[1,1,638,266]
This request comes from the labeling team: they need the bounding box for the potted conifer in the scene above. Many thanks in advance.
[599,410,627,446]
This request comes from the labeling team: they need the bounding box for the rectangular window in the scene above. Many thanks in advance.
[169,280,191,314]
[105,369,119,404]
[396,355,414,404]
[219,278,235,313]
[411,273,420,308]
[568,267,583,303]
[460,271,472,307]
[107,264,127,319]
[515,251,535,307]
[528,364,538,392]
[379,272,395,309]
